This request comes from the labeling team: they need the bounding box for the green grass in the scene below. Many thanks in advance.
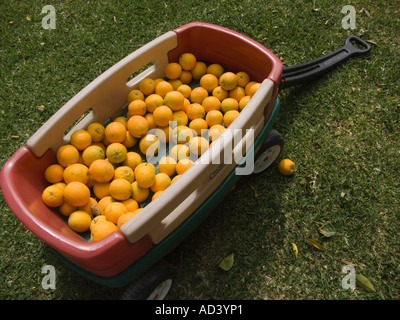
[1,0,399,300]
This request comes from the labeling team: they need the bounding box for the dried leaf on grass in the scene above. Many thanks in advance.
[318,227,336,238]
[291,243,298,258]
[219,253,234,271]
[356,274,376,293]
[306,238,325,250]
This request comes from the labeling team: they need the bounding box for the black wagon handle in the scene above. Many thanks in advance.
[279,36,372,90]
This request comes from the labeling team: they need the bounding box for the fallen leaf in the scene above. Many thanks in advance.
[37,105,45,112]
[356,274,376,293]
[340,259,366,267]
[26,15,32,21]
[318,227,336,238]
[219,253,234,271]
[291,242,298,258]
[366,39,378,46]
[306,238,325,250]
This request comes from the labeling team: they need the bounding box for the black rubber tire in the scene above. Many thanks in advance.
[252,129,284,174]
[120,260,175,300]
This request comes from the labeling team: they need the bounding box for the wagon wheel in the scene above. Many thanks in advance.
[253,129,284,174]
[121,260,175,300]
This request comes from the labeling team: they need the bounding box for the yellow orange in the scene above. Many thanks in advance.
[278,159,296,176]
[221,98,239,113]
[212,86,229,101]
[104,121,127,144]
[57,144,80,167]
[144,113,156,130]
[70,129,92,151]
[87,123,105,143]
[82,145,105,167]
[42,184,64,208]
[106,142,127,164]
[131,181,150,202]
[191,61,207,80]
[63,163,90,184]
[93,181,111,199]
[158,156,177,177]
[97,196,115,215]
[245,81,257,95]
[236,71,251,88]
[176,158,194,175]
[122,131,137,149]
[104,201,128,224]
[207,63,224,78]
[248,82,261,96]
[190,87,208,104]
[79,197,99,216]
[127,115,149,139]
[186,103,205,121]
[189,136,209,156]
[219,72,238,91]
[139,78,155,96]
[164,91,185,111]
[153,105,173,127]
[123,152,143,171]
[179,53,197,71]
[89,159,115,182]
[114,166,135,183]
[152,191,163,201]
[90,215,107,232]
[109,178,132,201]
[90,220,119,242]
[169,79,182,91]
[135,163,156,189]
[155,81,174,97]
[145,93,164,113]
[139,134,160,157]
[121,198,139,212]
[44,164,64,184]
[169,144,190,162]
[229,86,246,102]
[127,89,145,103]
[172,125,194,144]
[68,210,92,233]
[202,96,221,113]
[172,110,189,127]
[189,118,208,136]
[59,201,77,217]
[177,84,191,98]
[128,99,147,116]
[239,95,251,111]
[179,70,192,84]
[117,209,142,230]
[150,173,171,193]
[223,110,240,127]
[200,73,219,93]
[208,124,226,142]
[205,110,223,127]
[165,62,182,80]
[63,181,91,207]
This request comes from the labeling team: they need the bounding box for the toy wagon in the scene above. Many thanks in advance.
[0,22,371,299]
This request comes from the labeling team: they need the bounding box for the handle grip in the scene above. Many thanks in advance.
[279,36,372,89]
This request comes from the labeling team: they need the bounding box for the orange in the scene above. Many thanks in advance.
[158,156,177,177]
[79,197,99,216]
[229,86,246,102]
[90,220,119,242]
[53,182,66,191]
[144,113,156,130]
[191,61,207,80]
[172,110,188,127]
[70,129,92,151]
[189,118,208,136]
[44,164,64,184]
[176,84,191,98]
[153,105,173,127]
[155,80,174,97]
[212,86,229,101]
[59,201,77,217]
[113,116,128,128]
[223,110,240,127]
[91,141,106,153]
[97,196,115,215]
[90,215,107,232]
[104,201,128,224]
[219,72,238,91]
[127,89,145,103]
[202,96,221,113]
[127,115,149,139]
[172,125,194,144]
[236,71,251,88]
[123,152,143,171]
[178,53,197,71]
[42,184,64,207]
[189,136,209,157]
[87,123,105,142]
[164,91,185,111]
[135,163,156,188]
[208,124,226,142]
[117,209,143,229]
[145,93,164,113]
[179,70,192,84]
[171,174,181,183]
[169,144,190,162]
[186,103,205,121]
[200,74,219,93]
[165,62,182,80]
[248,82,261,96]
[139,134,160,157]
[63,181,91,207]
[176,158,194,175]
[205,110,223,127]
[128,99,147,116]
[81,145,105,167]
[138,78,155,96]
[239,95,251,111]
[114,166,135,183]
[190,87,208,104]
[122,131,137,148]
[221,98,239,113]
[150,173,171,193]
[57,144,80,167]
[109,178,132,201]
[278,159,296,176]
[207,63,224,78]
[89,159,115,182]
[106,142,127,164]
[93,181,111,199]
[68,210,92,233]
[121,198,139,212]
[63,163,90,184]
[169,79,182,91]
[131,181,150,202]
[152,191,163,201]
[104,121,127,144]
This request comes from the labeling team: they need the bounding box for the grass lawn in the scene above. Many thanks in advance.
[1,0,399,300]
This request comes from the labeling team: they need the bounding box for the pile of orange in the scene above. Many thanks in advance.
[41,52,261,242]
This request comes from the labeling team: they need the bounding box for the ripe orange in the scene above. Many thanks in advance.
[158,156,177,177]
[169,144,190,162]
[122,131,137,149]
[155,80,174,97]
[90,220,119,242]
[81,145,105,167]
[42,184,64,207]
[114,166,135,183]
[179,70,193,84]
[200,74,219,93]
[189,118,208,136]
[92,181,111,199]
[169,79,182,91]
[223,110,240,127]
[172,125,194,144]
[248,82,261,96]
[208,124,226,142]
[207,63,224,78]
[121,198,139,212]
[176,158,194,175]
[150,173,171,193]
[145,93,164,113]
[172,110,189,127]
[90,215,107,232]
[104,121,127,144]
[139,78,155,95]
[117,209,143,230]
[44,164,64,184]
[127,89,145,103]
[128,99,147,116]
[123,152,143,171]
[131,181,150,202]
[58,201,77,217]
[139,134,160,157]
[70,129,92,151]
[109,178,132,201]
[186,103,205,121]
[106,142,127,164]
[179,53,197,71]
[221,98,239,113]
[63,163,90,184]
[176,84,192,98]
[202,96,221,113]
[79,197,99,216]
[278,159,296,176]
[56,144,80,167]
[165,62,182,80]
[229,86,246,102]
[144,113,156,130]
[97,195,115,215]
[239,95,251,111]
[127,115,149,139]
[68,210,92,233]
[212,86,229,101]
[87,123,106,143]
[153,105,173,127]
[236,71,251,88]
[189,136,209,156]
[152,191,163,201]
[191,61,207,80]
[219,72,238,91]
[89,159,115,182]
[190,87,208,104]
[113,116,128,128]
[135,163,156,188]
[63,181,91,207]
[205,110,223,127]
[104,201,128,224]
[164,91,185,111]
